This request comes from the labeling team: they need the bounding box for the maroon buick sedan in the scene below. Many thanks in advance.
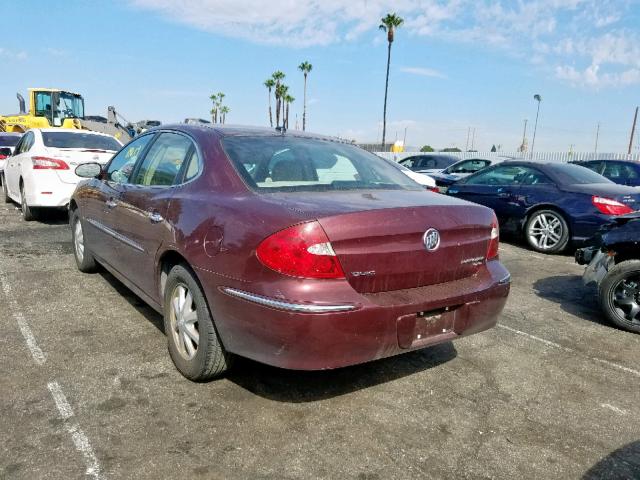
[70,125,510,381]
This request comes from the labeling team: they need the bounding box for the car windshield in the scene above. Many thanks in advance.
[549,163,612,185]
[42,132,121,151]
[223,136,422,193]
[0,135,21,147]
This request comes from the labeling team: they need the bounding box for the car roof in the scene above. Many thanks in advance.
[152,124,353,144]
[572,159,640,164]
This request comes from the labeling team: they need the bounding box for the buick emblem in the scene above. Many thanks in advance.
[422,228,440,251]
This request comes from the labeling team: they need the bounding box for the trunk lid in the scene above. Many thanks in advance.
[277,191,498,294]
[45,148,115,184]
[562,183,640,210]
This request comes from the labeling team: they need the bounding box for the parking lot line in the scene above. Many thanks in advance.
[498,323,640,378]
[48,381,104,480]
[1,262,104,479]
[0,273,46,365]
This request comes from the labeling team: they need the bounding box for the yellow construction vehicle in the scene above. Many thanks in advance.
[0,88,133,142]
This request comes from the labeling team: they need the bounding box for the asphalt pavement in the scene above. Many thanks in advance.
[1,201,638,480]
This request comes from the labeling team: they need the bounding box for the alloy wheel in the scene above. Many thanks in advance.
[527,212,563,250]
[74,218,85,263]
[169,284,200,360]
[612,276,640,325]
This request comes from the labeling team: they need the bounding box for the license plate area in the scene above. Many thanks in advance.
[397,306,459,349]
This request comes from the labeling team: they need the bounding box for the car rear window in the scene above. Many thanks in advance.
[550,163,612,184]
[0,135,21,147]
[42,132,121,151]
[222,136,421,193]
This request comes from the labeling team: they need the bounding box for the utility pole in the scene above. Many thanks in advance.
[521,119,528,152]
[402,127,407,147]
[465,127,470,151]
[629,107,638,155]
[594,122,600,154]
[471,128,476,151]
[531,94,542,157]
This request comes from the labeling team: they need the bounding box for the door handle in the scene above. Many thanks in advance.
[105,199,117,208]
[148,212,163,223]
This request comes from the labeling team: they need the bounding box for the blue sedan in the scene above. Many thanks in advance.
[447,161,640,253]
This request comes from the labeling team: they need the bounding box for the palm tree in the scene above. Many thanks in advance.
[220,106,230,124]
[272,71,286,128]
[209,93,218,123]
[276,84,288,129]
[379,13,404,151]
[284,94,294,129]
[298,61,312,131]
[264,79,275,127]
[531,94,542,156]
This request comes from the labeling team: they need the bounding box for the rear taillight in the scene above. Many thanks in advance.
[31,156,69,170]
[257,221,345,279]
[486,216,499,260]
[0,155,7,160]
[427,186,440,193]
[592,196,634,216]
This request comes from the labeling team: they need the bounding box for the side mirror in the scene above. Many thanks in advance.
[0,147,12,157]
[75,162,102,178]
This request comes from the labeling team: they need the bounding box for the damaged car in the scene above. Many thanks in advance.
[576,212,640,333]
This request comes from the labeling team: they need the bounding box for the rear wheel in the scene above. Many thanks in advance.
[164,264,231,381]
[20,182,36,221]
[524,209,569,254]
[598,260,640,333]
[1,174,9,203]
[70,209,98,273]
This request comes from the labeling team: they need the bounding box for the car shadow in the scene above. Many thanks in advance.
[227,342,457,403]
[97,269,165,334]
[532,275,609,327]
[582,440,640,479]
[95,268,458,400]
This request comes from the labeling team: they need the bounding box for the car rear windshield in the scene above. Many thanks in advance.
[222,136,422,193]
[0,135,21,147]
[550,163,612,184]
[42,132,121,151]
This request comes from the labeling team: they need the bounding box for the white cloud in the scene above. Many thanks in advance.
[129,0,640,88]
[0,48,27,60]
[400,67,446,78]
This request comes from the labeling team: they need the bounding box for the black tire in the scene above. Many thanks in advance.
[524,209,569,254]
[20,182,36,221]
[70,209,98,273]
[598,260,640,333]
[164,264,231,380]
[1,174,10,204]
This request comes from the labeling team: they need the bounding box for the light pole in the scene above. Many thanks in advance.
[530,94,542,158]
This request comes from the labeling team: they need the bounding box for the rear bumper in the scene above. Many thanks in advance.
[26,180,76,208]
[199,260,510,370]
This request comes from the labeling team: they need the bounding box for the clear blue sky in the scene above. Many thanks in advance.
[1,0,639,152]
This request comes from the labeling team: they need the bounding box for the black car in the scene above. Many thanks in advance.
[571,160,640,187]
[576,212,640,333]
[447,161,640,254]
[398,154,458,174]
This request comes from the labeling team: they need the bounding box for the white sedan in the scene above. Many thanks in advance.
[1,128,122,220]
